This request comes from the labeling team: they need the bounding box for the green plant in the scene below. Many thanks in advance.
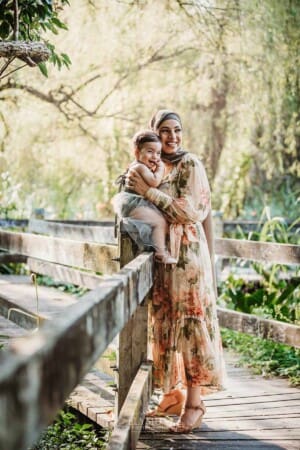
[219,211,300,324]
[36,275,88,297]
[219,270,299,324]
[0,0,71,77]
[30,407,107,449]
[0,261,28,275]
[242,177,300,222]
[0,172,21,218]
[221,329,300,386]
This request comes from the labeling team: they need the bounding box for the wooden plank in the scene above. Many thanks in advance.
[215,238,300,265]
[28,219,116,245]
[117,234,152,413]
[0,219,28,228]
[0,253,27,264]
[67,384,114,429]
[0,229,118,275]
[0,275,78,329]
[44,219,114,226]
[0,316,28,347]
[27,258,107,289]
[108,363,152,450]
[138,441,300,450]
[141,429,300,440]
[0,253,153,450]
[205,392,300,407]
[140,350,300,449]
[217,307,300,348]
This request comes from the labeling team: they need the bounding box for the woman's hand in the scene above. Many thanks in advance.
[126,168,150,196]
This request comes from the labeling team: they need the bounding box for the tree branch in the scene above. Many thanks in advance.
[13,0,19,40]
[0,41,197,123]
[0,57,16,78]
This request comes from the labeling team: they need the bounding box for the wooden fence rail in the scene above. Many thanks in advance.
[0,248,153,450]
[0,222,299,450]
[0,229,118,274]
[215,237,300,265]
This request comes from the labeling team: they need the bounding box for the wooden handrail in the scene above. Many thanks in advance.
[28,218,117,244]
[215,238,300,265]
[0,229,118,274]
[0,252,153,450]
[217,307,300,348]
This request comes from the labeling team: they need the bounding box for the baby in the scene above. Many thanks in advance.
[113,129,176,264]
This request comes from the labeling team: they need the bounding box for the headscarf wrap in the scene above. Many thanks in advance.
[149,109,187,164]
[150,109,183,131]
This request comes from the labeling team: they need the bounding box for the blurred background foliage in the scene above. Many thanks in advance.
[0,0,299,220]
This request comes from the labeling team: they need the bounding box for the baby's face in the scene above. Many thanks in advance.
[138,142,162,169]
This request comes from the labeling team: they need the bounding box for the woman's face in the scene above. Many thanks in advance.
[157,119,182,154]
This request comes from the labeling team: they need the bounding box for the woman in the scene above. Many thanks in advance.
[126,110,226,433]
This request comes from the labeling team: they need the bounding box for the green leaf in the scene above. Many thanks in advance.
[51,16,68,30]
[0,20,10,38]
[61,53,71,65]
[38,62,48,77]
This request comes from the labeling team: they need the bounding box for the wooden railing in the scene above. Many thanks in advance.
[0,219,299,450]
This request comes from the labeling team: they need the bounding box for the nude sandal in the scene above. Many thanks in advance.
[146,389,185,417]
[169,400,206,433]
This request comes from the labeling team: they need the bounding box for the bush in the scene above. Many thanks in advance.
[30,407,108,450]
[222,329,300,386]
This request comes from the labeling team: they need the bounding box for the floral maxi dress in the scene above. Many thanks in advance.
[144,153,226,394]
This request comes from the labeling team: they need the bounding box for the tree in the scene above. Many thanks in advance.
[0,0,298,220]
[0,0,71,79]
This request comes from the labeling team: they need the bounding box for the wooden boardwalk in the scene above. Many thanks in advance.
[139,353,300,450]
[1,274,299,450]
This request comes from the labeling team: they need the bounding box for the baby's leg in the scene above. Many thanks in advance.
[129,206,167,253]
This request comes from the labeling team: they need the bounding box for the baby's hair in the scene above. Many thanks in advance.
[132,129,161,151]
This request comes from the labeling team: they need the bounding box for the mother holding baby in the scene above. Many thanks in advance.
[126,109,226,433]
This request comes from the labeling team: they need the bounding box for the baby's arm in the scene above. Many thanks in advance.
[131,161,165,188]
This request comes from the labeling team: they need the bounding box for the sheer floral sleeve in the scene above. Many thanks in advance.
[145,154,211,224]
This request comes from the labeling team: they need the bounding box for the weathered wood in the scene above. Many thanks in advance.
[217,307,300,348]
[27,258,107,289]
[0,253,27,263]
[44,219,114,226]
[0,229,118,274]
[108,363,152,450]
[0,316,28,347]
[0,275,79,330]
[0,253,153,450]
[67,384,114,429]
[117,233,152,413]
[140,352,300,450]
[0,219,28,228]
[28,219,116,245]
[215,238,300,265]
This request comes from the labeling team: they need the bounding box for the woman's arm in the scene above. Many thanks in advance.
[128,156,218,295]
[144,156,211,224]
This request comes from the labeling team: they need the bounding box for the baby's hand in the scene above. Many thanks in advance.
[153,160,164,172]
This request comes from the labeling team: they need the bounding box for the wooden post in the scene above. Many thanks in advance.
[116,232,150,414]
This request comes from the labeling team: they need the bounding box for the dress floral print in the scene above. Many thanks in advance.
[145,153,226,394]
